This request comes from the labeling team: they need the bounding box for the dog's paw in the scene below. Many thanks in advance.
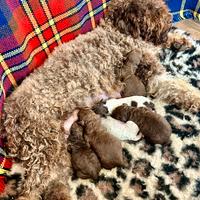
[43,181,71,200]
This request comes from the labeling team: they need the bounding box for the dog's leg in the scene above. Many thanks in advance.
[163,30,192,51]
[92,90,121,105]
[148,74,200,112]
[135,49,200,111]
[16,193,40,200]
[43,180,71,200]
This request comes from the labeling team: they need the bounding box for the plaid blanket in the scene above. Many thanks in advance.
[167,0,200,22]
[0,0,110,113]
[0,0,110,193]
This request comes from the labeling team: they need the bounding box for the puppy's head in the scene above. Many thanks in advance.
[78,108,97,123]
[92,101,109,117]
[67,122,88,153]
[111,104,130,122]
[106,0,172,45]
[70,122,83,137]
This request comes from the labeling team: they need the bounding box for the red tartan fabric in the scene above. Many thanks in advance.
[0,0,110,193]
[0,0,110,112]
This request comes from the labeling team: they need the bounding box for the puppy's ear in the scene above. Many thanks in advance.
[121,113,129,122]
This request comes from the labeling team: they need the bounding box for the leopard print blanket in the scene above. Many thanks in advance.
[68,28,200,200]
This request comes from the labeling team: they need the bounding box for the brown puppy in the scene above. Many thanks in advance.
[67,122,101,180]
[111,104,171,144]
[120,49,146,97]
[121,74,146,97]
[78,108,124,169]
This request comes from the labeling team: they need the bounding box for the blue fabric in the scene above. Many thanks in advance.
[165,0,200,22]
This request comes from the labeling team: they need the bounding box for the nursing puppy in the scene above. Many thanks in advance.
[111,104,171,144]
[67,122,101,180]
[121,74,147,97]
[120,49,146,97]
[78,108,124,169]
[103,96,152,114]
[92,101,141,141]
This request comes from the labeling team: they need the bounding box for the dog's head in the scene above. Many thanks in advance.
[106,0,172,45]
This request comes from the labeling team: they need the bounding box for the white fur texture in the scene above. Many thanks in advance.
[101,116,141,141]
[105,96,151,113]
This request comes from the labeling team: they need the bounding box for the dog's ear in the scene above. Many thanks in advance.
[106,0,172,45]
[107,1,140,39]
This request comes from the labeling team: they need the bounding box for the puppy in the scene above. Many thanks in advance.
[92,100,109,117]
[101,116,141,141]
[92,102,141,141]
[103,96,152,114]
[78,108,124,169]
[67,122,101,180]
[121,74,146,97]
[111,104,171,145]
[120,49,146,97]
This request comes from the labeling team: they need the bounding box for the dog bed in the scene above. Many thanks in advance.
[0,1,199,198]
[66,28,200,200]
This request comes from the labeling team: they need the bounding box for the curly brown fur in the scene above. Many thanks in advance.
[78,108,124,169]
[111,104,171,145]
[121,74,146,97]
[2,23,128,199]
[120,48,143,78]
[134,50,165,87]
[148,76,200,112]
[106,0,172,45]
[1,0,199,198]
[164,30,192,51]
[67,122,101,180]
[42,181,71,200]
